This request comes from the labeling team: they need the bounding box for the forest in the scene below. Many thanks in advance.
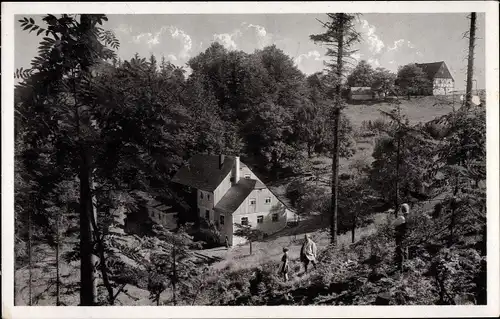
[13,13,486,306]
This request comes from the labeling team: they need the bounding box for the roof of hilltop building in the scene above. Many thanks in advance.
[172,154,236,192]
[214,178,266,214]
[415,61,454,81]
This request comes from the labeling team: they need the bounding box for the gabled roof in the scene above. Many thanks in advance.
[415,61,454,81]
[172,154,235,192]
[214,178,261,214]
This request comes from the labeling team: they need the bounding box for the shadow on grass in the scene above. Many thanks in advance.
[262,214,327,242]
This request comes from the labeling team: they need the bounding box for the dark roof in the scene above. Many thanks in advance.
[415,61,454,81]
[171,154,235,192]
[214,178,258,214]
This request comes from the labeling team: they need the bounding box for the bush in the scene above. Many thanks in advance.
[368,118,389,133]
[189,219,222,249]
[285,179,308,207]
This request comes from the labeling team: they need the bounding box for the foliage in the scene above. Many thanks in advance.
[396,63,432,97]
[347,60,374,87]
[371,67,397,95]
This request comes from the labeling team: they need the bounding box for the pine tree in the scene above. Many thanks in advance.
[310,13,360,245]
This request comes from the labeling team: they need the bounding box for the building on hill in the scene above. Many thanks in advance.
[124,191,179,236]
[348,87,374,101]
[172,154,297,247]
[415,61,454,96]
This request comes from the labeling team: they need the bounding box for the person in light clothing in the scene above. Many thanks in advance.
[300,234,317,273]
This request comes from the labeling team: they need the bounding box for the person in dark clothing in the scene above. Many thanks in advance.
[393,203,409,271]
[279,247,290,281]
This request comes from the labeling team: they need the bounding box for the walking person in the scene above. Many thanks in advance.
[225,236,229,250]
[393,203,409,272]
[300,234,317,273]
[279,247,290,282]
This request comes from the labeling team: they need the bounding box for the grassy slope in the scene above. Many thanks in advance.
[207,95,457,271]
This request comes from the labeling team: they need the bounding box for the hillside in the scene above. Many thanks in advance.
[15,96,474,306]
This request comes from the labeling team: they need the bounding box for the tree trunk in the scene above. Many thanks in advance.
[331,13,345,246]
[89,178,116,305]
[249,240,253,255]
[395,133,401,218]
[79,155,96,306]
[56,208,61,306]
[172,246,177,306]
[351,212,356,243]
[28,206,33,306]
[465,12,476,108]
[394,104,402,218]
[448,176,460,247]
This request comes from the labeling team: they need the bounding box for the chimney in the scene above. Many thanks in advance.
[219,154,225,169]
[233,156,240,185]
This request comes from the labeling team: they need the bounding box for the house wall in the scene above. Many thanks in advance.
[432,78,454,95]
[351,94,373,101]
[197,189,215,221]
[213,210,233,246]
[230,188,288,246]
[149,211,178,230]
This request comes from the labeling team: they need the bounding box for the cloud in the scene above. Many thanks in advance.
[388,38,416,51]
[169,26,192,59]
[359,19,385,54]
[212,22,272,51]
[114,24,133,35]
[367,58,380,68]
[213,32,239,50]
[294,50,322,65]
[167,54,177,62]
[351,52,362,62]
[294,50,326,75]
[131,26,192,58]
[246,23,267,37]
[132,31,162,48]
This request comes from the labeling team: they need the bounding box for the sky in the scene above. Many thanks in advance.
[15,13,486,90]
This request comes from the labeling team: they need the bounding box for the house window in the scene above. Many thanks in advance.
[244,174,251,179]
[265,197,271,204]
[200,192,203,199]
[205,210,210,220]
[241,217,248,226]
[257,215,264,224]
[249,198,256,205]
[220,215,225,225]
[207,194,210,200]
[272,213,278,222]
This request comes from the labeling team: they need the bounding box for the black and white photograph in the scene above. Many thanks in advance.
[2,1,499,318]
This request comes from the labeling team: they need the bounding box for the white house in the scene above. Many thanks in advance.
[415,61,455,96]
[172,154,297,246]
